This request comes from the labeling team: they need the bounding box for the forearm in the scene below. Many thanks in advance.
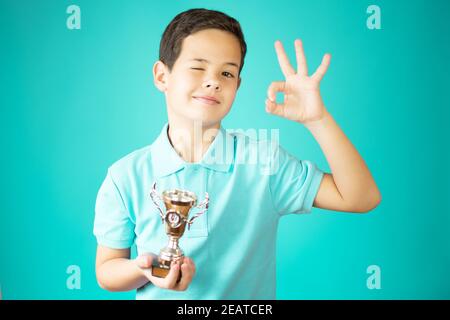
[303,110,381,208]
[97,258,149,292]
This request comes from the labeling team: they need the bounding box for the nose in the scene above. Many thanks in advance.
[202,79,221,92]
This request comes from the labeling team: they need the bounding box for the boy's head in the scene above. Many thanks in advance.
[153,8,247,127]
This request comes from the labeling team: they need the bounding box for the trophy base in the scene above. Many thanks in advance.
[151,264,170,278]
[151,262,182,282]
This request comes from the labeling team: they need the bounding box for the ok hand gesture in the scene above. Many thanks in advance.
[265,40,331,125]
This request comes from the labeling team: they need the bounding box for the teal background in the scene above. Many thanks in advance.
[1,0,449,299]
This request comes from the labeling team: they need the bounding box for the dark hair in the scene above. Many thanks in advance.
[159,8,247,74]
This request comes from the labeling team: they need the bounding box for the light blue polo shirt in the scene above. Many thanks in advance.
[93,122,324,299]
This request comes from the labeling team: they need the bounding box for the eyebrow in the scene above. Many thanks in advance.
[189,58,239,70]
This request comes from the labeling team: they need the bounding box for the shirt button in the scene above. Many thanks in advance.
[192,164,200,171]
[185,164,200,173]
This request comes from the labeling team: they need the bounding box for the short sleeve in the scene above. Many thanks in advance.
[93,169,135,249]
[269,145,324,216]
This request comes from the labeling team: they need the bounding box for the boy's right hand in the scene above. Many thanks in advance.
[134,253,196,291]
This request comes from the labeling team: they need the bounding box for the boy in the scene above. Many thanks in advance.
[94,8,381,299]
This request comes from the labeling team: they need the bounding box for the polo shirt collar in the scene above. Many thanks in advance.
[150,122,234,178]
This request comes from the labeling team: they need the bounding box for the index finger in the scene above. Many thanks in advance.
[150,260,181,289]
[165,260,182,288]
[274,40,296,77]
[175,258,195,291]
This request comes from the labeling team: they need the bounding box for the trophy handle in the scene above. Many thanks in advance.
[186,192,209,230]
[150,182,165,222]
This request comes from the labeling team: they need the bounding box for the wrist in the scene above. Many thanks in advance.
[302,109,332,131]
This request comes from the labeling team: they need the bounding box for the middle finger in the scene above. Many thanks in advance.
[274,40,296,77]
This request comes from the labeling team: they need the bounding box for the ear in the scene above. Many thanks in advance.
[153,60,169,92]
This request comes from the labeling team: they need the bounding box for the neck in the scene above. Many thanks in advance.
[167,117,221,163]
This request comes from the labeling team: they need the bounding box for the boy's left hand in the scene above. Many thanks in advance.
[265,39,331,125]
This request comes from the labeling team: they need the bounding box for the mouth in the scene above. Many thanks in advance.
[193,96,220,105]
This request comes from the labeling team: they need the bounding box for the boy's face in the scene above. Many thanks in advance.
[155,29,242,127]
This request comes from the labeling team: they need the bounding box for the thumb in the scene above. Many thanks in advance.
[135,253,157,269]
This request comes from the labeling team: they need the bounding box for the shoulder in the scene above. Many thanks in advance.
[107,144,153,183]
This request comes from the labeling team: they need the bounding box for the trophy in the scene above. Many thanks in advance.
[149,182,209,278]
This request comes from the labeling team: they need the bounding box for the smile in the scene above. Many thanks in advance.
[193,96,220,105]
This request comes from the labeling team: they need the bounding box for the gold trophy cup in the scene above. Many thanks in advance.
[149,182,209,278]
